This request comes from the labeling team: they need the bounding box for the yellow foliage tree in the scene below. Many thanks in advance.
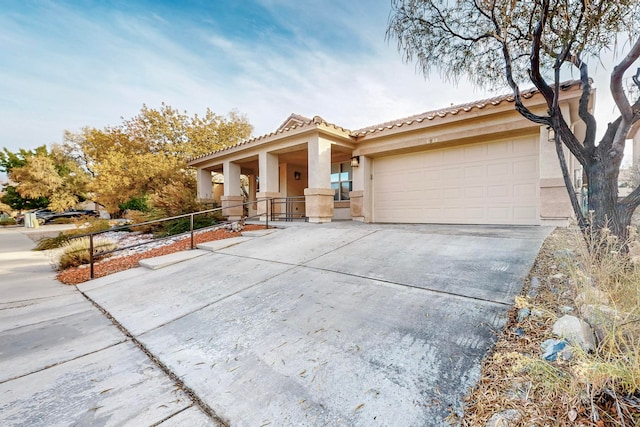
[63,104,253,214]
[9,148,90,212]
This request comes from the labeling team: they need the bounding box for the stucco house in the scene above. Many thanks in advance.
[189,81,593,226]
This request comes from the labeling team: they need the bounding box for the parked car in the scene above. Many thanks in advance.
[15,209,49,225]
[16,208,99,225]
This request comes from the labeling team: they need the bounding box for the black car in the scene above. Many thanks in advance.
[17,209,99,225]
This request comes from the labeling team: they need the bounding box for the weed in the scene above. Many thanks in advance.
[462,226,640,426]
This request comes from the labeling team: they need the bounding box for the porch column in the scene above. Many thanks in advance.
[305,135,334,223]
[350,155,371,222]
[256,152,281,220]
[222,160,243,221]
[196,168,213,202]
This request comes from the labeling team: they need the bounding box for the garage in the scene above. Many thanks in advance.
[372,136,540,225]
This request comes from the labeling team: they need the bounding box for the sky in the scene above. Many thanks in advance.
[0,0,631,165]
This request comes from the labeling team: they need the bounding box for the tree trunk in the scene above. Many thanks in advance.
[586,148,628,240]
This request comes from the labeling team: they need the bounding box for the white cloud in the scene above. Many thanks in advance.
[0,0,634,166]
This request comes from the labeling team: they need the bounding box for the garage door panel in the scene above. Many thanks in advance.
[487,184,509,198]
[465,186,485,198]
[487,140,509,157]
[373,137,539,225]
[513,158,537,177]
[513,183,538,199]
[464,144,486,160]
[487,162,509,178]
[464,165,484,179]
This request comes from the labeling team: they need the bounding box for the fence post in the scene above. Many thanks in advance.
[266,198,270,230]
[190,213,195,249]
[89,234,95,279]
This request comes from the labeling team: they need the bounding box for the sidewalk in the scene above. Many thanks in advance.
[0,227,218,426]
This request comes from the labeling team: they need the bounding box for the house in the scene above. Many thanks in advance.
[189,82,592,226]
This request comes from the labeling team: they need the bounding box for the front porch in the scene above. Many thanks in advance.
[190,117,357,223]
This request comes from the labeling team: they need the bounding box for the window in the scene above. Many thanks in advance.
[331,162,352,201]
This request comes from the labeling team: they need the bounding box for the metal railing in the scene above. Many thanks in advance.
[70,197,306,279]
[269,196,307,222]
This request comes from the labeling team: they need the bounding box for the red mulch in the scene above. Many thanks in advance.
[57,225,266,285]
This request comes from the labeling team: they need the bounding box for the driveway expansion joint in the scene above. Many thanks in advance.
[78,289,230,427]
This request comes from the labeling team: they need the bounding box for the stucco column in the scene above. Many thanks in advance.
[539,116,573,225]
[256,152,281,220]
[305,135,334,223]
[196,169,213,202]
[349,155,371,222]
[222,160,243,221]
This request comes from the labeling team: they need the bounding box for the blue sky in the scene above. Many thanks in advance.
[0,0,626,161]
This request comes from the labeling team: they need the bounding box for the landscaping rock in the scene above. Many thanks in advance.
[528,276,541,297]
[560,305,574,314]
[553,248,575,259]
[575,286,609,308]
[581,304,621,344]
[517,308,531,322]
[552,315,596,352]
[541,339,569,361]
[485,409,521,427]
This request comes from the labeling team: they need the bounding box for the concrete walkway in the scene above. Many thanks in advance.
[0,227,218,426]
[0,222,552,426]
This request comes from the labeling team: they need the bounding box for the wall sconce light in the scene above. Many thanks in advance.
[294,171,301,180]
[547,127,556,142]
[350,156,360,167]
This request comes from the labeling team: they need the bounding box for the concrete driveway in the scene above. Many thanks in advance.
[71,222,551,426]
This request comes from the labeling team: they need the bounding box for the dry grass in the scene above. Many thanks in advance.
[460,227,640,426]
[57,236,117,270]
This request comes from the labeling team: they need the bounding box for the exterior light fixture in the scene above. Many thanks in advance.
[350,156,360,167]
[547,127,556,142]
[294,171,301,180]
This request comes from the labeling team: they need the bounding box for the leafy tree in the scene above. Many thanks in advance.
[7,146,91,211]
[0,185,48,211]
[0,145,48,174]
[1,146,53,211]
[63,104,252,214]
[388,0,640,240]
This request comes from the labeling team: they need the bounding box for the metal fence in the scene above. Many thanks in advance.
[70,197,307,279]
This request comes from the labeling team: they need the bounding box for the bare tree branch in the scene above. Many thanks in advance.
[571,56,597,154]
[528,0,555,107]
[611,38,640,154]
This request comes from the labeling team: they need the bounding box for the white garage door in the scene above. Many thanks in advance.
[373,137,540,225]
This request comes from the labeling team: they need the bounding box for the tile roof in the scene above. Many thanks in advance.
[351,80,582,137]
[189,80,582,163]
[276,113,312,131]
[188,115,352,163]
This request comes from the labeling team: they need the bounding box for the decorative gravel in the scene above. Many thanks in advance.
[57,225,265,285]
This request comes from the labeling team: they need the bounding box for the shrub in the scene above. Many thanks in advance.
[35,218,115,251]
[155,214,218,237]
[50,217,74,224]
[119,196,150,212]
[57,237,117,270]
[124,209,165,234]
[35,232,71,250]
[0,217,16,226]
[72,218,112,234]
